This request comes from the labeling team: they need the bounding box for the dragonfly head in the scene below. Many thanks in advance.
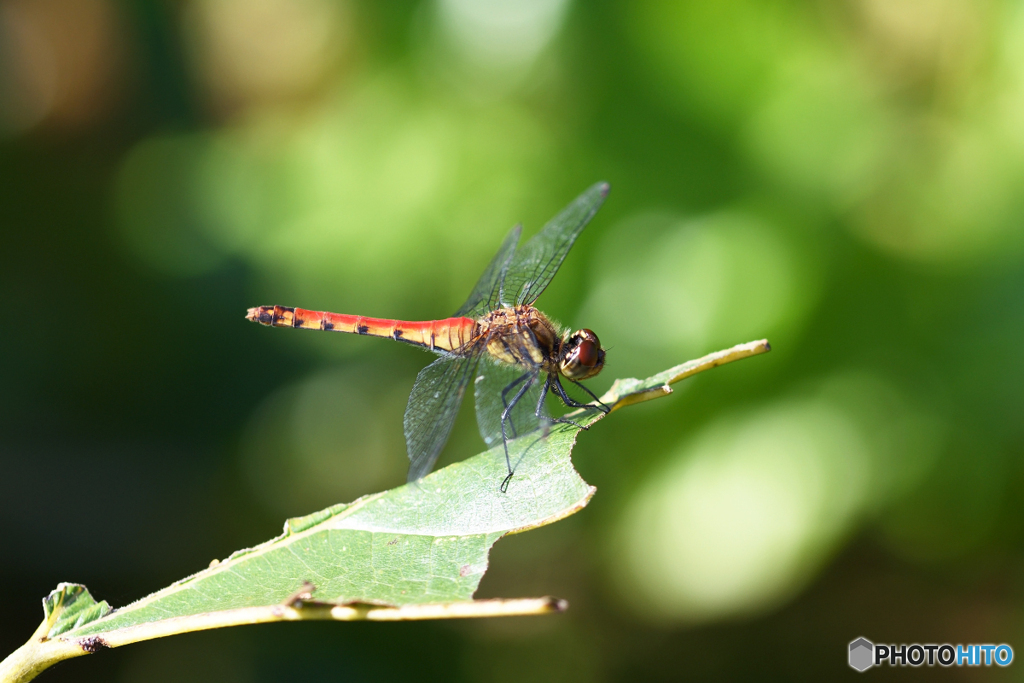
[559,329,605,381]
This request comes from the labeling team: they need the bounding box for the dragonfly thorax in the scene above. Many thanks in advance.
[480,305,561,371]
[479,306,605,381]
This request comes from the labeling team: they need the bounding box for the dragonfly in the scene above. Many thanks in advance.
[247,182,611,492]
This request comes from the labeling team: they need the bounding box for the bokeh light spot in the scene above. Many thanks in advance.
[580,210,819,378]
[241,366,407,516]
[0,0,123,134]
[437,0,569,70]
[115,133,226,276]
[184,0,350,115]
[612,374,942,623]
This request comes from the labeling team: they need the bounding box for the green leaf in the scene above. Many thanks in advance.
[41,584,112,638]
[0,340,768,683]
[67,422,595,642]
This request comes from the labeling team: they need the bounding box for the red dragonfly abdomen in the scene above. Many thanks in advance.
[246,305,478,352]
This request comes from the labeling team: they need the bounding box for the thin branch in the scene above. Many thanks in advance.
[0,598,566,683]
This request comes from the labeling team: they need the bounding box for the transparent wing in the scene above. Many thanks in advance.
[454,223,522,318]
[403,351,480,482]
[473,361,545,449]
[500,182,609,307]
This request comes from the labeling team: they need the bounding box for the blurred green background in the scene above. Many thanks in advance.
[2,0,1023,680]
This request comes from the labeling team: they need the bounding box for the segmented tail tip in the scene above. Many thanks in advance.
[245,307,260,322]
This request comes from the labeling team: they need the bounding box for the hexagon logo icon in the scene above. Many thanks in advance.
[849,637,874,672]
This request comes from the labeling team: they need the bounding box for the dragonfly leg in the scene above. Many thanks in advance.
[535,374,553,415]
[500,371,531,439]
[567,378,611,414]
[500,372,536,492]
[551,376,605,412]
[537,375,590,431]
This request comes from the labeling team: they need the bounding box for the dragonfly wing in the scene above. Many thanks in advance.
[474,360,544,449]
[404,352,480,482]
[454,223,522,318]
[500,182,609,307]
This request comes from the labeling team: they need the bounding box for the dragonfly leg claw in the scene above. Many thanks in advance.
[539,414,588,431]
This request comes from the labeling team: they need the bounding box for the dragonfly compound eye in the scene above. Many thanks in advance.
[576,339,598,367]
[561,329,605,380]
